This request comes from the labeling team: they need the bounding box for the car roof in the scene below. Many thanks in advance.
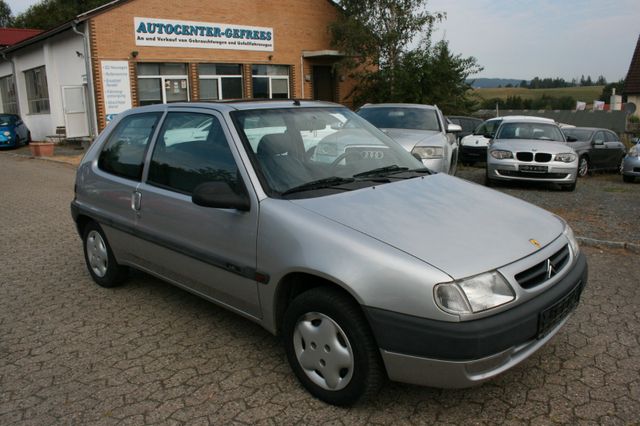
[499,116,556,124]
[563,126,610,132]
[121,100,344,114]
[360,103,438,111]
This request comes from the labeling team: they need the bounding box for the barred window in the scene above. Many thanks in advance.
[0,75,18,114]
[24,66,50,114]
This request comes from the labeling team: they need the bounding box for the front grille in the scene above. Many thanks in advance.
[516,152,533,162]
[515,244,570,289]
[535,153,552,163]
[634,167,640,173]
[499,170,569,179]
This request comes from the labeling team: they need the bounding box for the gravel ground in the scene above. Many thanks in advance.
[456,165,640,246]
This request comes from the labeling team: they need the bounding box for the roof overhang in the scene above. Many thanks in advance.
[302,50,345,59]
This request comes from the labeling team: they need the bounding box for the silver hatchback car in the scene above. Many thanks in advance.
[486,117,579,191]
[71,101,587,406]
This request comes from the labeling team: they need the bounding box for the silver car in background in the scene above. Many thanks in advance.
[486,117,579,191]
[71,101,587,406]
[622,138,640,183]
[357,103,461,175]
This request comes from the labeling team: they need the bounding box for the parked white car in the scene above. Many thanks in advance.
[486,117,579,191]
[357,103,461,175]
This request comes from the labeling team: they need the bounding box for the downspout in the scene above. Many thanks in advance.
[1,51,21,114]
[71,21,97,140]
[300,55,305,99]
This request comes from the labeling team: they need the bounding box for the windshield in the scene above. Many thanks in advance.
[474,119,501,136]
[496,122,565,142]
[0,114,15,126]
[232,107,424,196]
[562,128,593,141]
[358,107,441,131]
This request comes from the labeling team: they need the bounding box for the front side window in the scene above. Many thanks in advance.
[563,128,593,142]
[0,75,18,114]
[252,65,290,99]
[148,112,241,195]
[358,107,441,131]
[198,64,243,101]
[98,113,162,180]
[24,66,50,114]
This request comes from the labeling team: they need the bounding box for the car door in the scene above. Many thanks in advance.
[89,111,164,264]
[590,131,608,169]
[135,109,261,318]
[604,131,625,168]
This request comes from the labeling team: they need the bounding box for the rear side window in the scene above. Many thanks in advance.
[98,113,162,180]
[147,112,241,195]
[604,131,618,142]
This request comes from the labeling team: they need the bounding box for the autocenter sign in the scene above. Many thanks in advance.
[134,17,274,51]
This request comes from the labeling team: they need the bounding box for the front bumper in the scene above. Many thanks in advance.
[0,135,17,148]
[365,252,588,388]
[622,155,640,176]
[487,159,577,183]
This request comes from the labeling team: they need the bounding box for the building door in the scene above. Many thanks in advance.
[62,85,89,138]
[313,66,335,102]
[164,78,189,103]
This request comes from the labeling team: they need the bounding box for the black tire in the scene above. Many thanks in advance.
[484,169,496,187]
[26,132,31,145]
[623,174,634,183]
[577,156,589,178]
[82,221,128,287]
[283,287,384,406]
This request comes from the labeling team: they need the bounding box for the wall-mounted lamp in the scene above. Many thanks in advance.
[130,50,139,58]
[75,50,84,58]
[268,55,273,61]
[304,74,311,82]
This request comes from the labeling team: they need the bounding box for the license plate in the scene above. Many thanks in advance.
[520,165,548,173]
[537,282,582,338]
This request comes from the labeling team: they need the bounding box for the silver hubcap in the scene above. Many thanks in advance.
[293,312,354,391]
[86,230,108,278]
[579,158,588,176]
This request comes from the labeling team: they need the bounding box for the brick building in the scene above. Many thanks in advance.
[0,0,352,140]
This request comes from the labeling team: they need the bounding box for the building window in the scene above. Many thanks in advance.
[24,66,50,114]
[0,75,18,114]
[136,63,189,106]
[252,65,290,99]
[198,64,243,101]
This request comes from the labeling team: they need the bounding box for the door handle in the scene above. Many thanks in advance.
[131,191,142,211]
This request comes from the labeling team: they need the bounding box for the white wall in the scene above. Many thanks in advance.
[0,30,87,141]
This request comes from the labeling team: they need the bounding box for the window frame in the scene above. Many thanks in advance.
[136,63,190,106]
[24,66,50,114]
[251,65,290,99]
[198,63,243,101]
[0,74,18,114]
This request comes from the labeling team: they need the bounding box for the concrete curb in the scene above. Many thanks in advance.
[3,151,81,167]
[577,236,640,253]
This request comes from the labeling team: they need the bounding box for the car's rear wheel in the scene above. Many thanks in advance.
[283,287,384,406]
[623,174,634,183]
[82,221,128,287]
[577,156,589,177]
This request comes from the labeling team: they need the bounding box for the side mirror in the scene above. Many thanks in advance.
[447,123,462,133]
[192,181,250,211]
[566,136,577,142]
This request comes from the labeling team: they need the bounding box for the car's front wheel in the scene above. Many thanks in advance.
[577,156,589,177]
[82,221,128,287]
[283,287,384,406]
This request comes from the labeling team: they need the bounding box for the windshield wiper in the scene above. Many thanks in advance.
[353,165,408,178]
[281,176,356,196]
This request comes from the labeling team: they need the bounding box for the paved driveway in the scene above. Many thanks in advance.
[1,154,639,424]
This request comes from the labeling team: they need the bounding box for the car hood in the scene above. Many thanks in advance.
[0,126,14,132]
[492,139,574,154]
[461,134,489,147]
[292,174,564,279]
[381,129,443,151]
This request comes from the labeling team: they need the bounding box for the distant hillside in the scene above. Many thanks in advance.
[467,78,525,88]
[473,86,604,104]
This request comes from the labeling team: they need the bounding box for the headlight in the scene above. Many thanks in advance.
[563,223,580,257]
[629,145,639,156]
[434,271,515,315]
[3,131,10,137]
[555,153,577,163]
[412,146,444,159]
[489,149,513,159]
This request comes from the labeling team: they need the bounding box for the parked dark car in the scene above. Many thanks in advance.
[448,116,483,139]
[562,127,626,177]
[0,114,30,149]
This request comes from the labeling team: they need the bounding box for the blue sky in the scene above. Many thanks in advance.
[6,0,640,82]
[427,0,640,82]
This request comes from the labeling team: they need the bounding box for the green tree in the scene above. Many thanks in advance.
[599,80,626,102]
[12,0,111,29]
[0,0,12,27]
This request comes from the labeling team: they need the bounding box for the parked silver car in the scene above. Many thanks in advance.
[357,103,461,175]
[486,117,579,191]
[71,101,587,406]
[622,138,640,183]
